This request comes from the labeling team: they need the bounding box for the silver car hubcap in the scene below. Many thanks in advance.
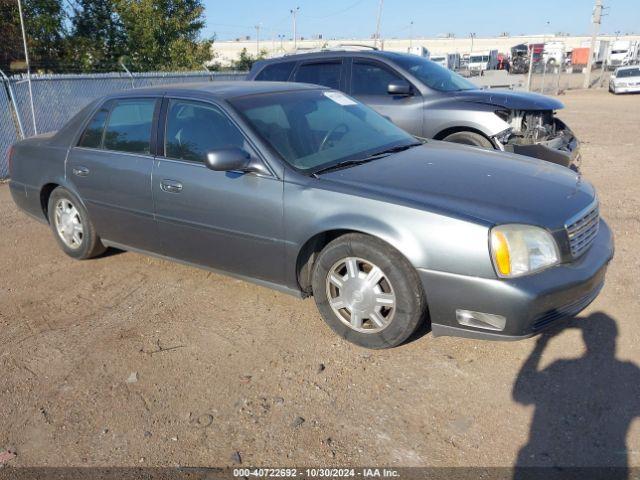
[54,199,83,249]
[326,257,396,333]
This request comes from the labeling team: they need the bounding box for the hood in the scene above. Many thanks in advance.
[319,142,594,228]
[452,89,564,111]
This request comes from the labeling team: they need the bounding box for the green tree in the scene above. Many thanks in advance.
[231,48,267,71]
[0,0,22,72]
[23,0,66,71]
[67,0,126,71]
[0,0,66,72]
[114,0,212,71]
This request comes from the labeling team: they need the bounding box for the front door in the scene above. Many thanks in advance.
[67,97,160,250]
[152,98,285,284]
[348,59,424,136]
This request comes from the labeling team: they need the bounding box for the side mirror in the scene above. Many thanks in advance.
[387,80,412,96]
[205,148,268,175]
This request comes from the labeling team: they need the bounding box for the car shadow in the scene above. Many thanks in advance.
[512,312,640,480]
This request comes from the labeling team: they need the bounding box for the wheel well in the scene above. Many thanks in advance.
[296,229,361,294]
[40,183,59,221]
[433,126,494,145]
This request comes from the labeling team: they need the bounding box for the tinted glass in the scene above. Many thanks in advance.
[165,100,247,162]
[352,61,404,95]
[393,54,477,92]
[255,61,296,81]
[78,106,109,148]
[230,89,416,173]
[294,62,341,89]
[617,68,640,78]
[103,99,156,154]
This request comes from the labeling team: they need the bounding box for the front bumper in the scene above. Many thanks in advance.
[502,119,580,170]
[419,219,614,341]
[612,84,640,94]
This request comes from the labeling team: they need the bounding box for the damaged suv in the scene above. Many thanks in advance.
[248,48,580,169]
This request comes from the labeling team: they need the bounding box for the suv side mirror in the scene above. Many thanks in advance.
[387,80,412,96]
[205,148,268,175]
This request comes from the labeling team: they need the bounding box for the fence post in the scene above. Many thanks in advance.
[120,63,136,88]
[0,69,25,139]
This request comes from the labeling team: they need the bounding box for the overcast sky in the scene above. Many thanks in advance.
[203,0,639,41]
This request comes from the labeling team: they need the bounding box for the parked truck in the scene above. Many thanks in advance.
[407,45,431,59]
[607,40,640,69]
[580,39,610,66]
[468,49,498,74]
[430,54,448,68]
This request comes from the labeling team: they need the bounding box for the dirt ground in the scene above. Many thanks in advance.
[1,89,639,470]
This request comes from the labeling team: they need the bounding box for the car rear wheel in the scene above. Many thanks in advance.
[312,233,427,349]
[47,187,106,259]
[442,131,494,149]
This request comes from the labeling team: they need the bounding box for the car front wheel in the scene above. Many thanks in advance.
[312,233,427,349]
[47,187,106,259]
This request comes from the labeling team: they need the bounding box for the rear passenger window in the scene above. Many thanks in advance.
[255,62,296,81]
[164,100,248,163]
[78,106,109,148]
[103,99,156,154]
[294,62,341,89]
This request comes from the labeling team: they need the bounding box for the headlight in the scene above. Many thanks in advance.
[490,224,559,278]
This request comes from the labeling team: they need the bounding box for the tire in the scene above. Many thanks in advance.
[47,187,106,259]
[442,131,494,149]
[311,233,427,349]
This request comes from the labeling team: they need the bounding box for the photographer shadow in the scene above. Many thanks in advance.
[513,312,640,480]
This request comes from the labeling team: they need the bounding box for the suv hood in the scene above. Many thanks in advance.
[452,89,564,111]
[319,142,594,228]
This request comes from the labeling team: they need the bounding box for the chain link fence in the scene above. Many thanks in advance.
[0,83,19,179]
[0,70,247,179]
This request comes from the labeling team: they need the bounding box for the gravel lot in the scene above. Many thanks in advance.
[1,89,639,470]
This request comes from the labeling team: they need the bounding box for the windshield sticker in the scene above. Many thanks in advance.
[324,91,357,106]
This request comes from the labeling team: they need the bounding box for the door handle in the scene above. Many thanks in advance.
[160,179,183,193]
[72,166,89,177]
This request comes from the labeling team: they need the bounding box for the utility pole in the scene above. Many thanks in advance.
[255,24,261,55]
[469,33,476,74]
[374,0,384,49]
[290,7,299,49]
[583,0,604,89]
[17,0,37,135]
[409,21,414,49]
[527,42,535,91]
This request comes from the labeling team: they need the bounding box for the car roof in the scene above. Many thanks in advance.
[104,81,325,100]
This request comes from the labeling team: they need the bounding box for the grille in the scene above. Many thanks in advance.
[565,202,599,258]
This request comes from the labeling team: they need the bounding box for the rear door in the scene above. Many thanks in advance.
[152,97,285,284]
[292,58,346,91]
[67,97,160,250]
[348,58,424,136]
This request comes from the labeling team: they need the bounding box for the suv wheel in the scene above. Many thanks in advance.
[443,131,494,149]
[312,233,427,349]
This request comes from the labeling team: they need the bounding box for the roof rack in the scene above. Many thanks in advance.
[268,43,379,58]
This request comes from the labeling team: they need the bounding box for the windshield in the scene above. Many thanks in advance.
[392,54,477,92]
[617,68,640,78]
[229,89,416,173]
[470,55,489,63]
[611,50,628,54]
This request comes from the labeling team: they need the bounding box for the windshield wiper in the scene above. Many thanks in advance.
[311,142,423,177]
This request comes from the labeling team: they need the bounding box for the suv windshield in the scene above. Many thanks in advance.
[229,89,417,173]
[392,55,477,92]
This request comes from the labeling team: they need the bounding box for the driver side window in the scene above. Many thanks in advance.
[351,61,404,95]
[164,99,250,163]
